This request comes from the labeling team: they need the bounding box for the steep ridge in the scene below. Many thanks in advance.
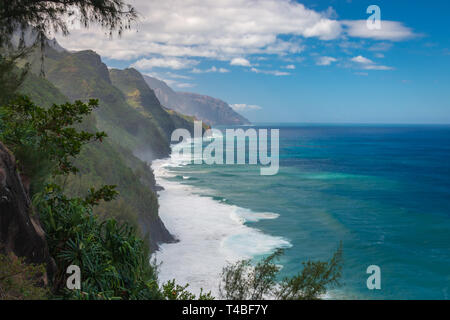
[109,68,184,140]
[22,43,213,250]
[144,75,250,126]
[34,48,170,159]
[17,72,175,250]
[22,48,199,250]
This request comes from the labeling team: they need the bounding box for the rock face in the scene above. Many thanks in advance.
[144,75,251,126]
[140,215,178,252]
[0,142,55,283]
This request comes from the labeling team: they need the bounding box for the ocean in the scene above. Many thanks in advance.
[152,124,450,299]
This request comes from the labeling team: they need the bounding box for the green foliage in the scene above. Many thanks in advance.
[0,253,48,300]
[0,53,30,105]
[219,244,343,300]
[58,136,161,231]
[15,70,164,238]
[0,0,137,49]
[0,94,205,300]
[161,279,214,300]
[19,70,68,108]
[276,244,343,300]
[109,68,177,139]
[33,185,161,300]
[0,94,163,300]
[0,95,107,194]
[0,0,210,302]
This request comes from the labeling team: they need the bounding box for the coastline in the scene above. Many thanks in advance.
[151,154,291,296]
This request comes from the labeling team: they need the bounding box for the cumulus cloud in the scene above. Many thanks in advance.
[56,0,344,61]
[230,58,251,67]
[316,56,337,66]
[231,104,262,111]
[342,20,417,41]
[351,55,373,64]
[53,0,417,75]
[351,55,393,71]
[284,64,296,69]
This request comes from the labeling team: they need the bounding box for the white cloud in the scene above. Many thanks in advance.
[131,57,199,70]
[363,64,393,71]
[165,72,192,79]
[230,57,251,67]
[250,67,290,76]
[342,20,417,41]
[56,0,344,60]
[192,66,229,73]
[284,64,296,69]
[53,0,418,74]
[351,55,393,71]
[316,56,337,66]
[174,82,196,88]
[231,104,262,111]
[351,55,373,64]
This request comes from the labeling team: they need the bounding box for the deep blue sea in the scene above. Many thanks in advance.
[155,124,450,299]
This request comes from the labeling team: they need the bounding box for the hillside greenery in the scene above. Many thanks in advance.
[220,245,343,300]
[0,94,208,300]
[0,253,48,300]
[16,64,165,241]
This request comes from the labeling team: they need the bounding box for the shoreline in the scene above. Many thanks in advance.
[151,156,291,296]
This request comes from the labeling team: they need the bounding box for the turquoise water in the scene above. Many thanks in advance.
[164,124,450,299]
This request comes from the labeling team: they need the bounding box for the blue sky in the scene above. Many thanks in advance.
[57,0,450,124]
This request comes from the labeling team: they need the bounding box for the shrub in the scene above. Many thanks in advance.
[33,184,161,300]
[219,243,343,300]
[0,253,48,300]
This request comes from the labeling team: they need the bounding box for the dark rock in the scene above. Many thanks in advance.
[0,142,55,284]
[139,215,178,252]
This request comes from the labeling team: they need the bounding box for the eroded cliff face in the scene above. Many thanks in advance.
[0,142,55,284]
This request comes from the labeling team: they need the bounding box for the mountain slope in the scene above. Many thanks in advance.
[144,75,250,126]
[32,48,170,159]
[109,68,190,140]
[22,51,180,250]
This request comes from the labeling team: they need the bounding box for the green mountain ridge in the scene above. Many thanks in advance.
[31,48,170,158]
[19,46,210,250]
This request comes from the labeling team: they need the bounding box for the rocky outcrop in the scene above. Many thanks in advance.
[0,142,55,284]
[140,215,178,252]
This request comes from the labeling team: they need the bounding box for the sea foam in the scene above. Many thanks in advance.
[151,150,291,297]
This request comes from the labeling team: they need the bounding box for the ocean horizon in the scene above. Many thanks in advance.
[152,123,450,299]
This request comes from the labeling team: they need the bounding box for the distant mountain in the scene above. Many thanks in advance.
[144,75,250,126]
